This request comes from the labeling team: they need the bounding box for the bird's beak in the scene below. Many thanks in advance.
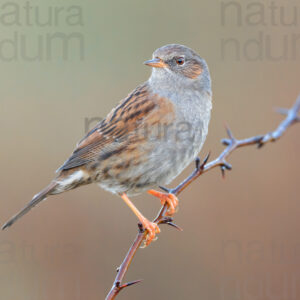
[144,58,166,68]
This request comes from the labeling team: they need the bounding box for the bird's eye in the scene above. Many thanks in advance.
[176,57,185,65]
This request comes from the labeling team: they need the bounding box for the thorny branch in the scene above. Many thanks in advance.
[105,95,300,300]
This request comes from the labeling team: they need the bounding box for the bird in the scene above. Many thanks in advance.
[2,44,212,246]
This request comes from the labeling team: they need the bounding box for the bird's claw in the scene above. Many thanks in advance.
[140,218,160,248]
[148,190,179,216]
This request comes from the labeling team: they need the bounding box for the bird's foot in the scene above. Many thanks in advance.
[148,190,179,216]
[140,217,161,248]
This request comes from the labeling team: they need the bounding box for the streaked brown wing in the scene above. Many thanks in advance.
[57,83,175,172]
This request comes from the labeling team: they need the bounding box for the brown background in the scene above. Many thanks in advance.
[1,0,300,299]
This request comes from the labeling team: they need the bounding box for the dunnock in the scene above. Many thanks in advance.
[3,44,212,245]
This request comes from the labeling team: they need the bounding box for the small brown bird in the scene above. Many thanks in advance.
[2,44,212,246]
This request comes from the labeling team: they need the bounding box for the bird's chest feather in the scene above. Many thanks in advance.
[163,89,211,149]
[145,90,211,184]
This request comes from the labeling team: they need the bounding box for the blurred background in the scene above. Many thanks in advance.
[1,0,300,299]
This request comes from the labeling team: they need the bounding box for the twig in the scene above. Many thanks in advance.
[105,95,300,300]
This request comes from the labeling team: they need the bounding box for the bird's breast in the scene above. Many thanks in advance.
[146,90,212,185]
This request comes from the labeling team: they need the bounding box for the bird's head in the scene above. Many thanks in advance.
[144,44,211,92]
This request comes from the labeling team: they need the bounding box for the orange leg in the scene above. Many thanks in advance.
[148,190,179,216]
[120,193,160,247]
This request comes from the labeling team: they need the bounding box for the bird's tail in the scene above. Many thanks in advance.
[2,181,58,230]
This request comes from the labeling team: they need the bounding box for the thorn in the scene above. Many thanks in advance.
[120,279,142,290]
[166,222,183,231]
[161,217,183,231]
[203,152,210,166]
[221,138,231,146]
[159,186,175,194]
[257,142,264,149]
[196,152,210,171]
[161,216,173,223]
[195,157,201,170]
[159,186,170,193]
[222,162,232,170]
[138,222,144,233]
[116,267,120,272]
[221,166,226,178]
[256,136,265,148]
[224,123,234,140]
[220,161,232,178]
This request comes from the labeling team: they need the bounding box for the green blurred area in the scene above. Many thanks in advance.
[1,1,300,299]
